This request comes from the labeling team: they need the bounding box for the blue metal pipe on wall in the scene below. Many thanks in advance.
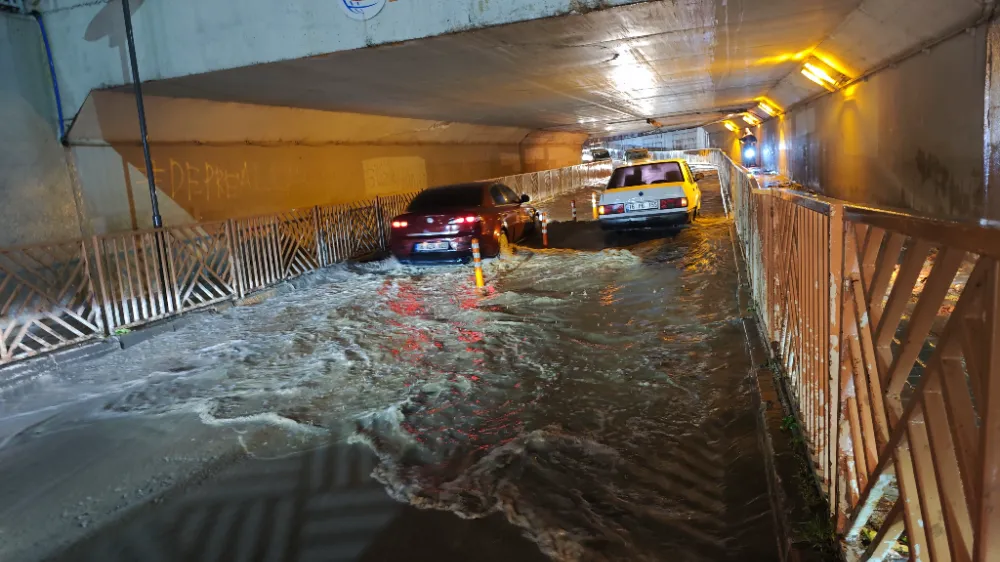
[33,11,65,141]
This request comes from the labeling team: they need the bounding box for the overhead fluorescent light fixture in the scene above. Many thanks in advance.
[723,121,739,132]
[801,59,847,92]
[801,68,837,91]
[757,101,778,116]
[803,63,837,85]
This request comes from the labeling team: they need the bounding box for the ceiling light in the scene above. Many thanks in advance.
[802,68,836,91]
[803,62,837,85]
[757,102,778,116]
[724,121,739,132]
[742,114,761,126]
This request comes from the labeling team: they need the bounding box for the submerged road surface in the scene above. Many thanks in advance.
[0,174,778,561]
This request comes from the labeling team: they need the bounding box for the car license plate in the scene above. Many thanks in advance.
[415,241,451,252]
[626,201,658,212]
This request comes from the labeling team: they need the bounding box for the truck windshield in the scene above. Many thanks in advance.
[608,162,685,188]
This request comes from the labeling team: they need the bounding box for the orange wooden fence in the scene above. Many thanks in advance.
[672,148,998,562]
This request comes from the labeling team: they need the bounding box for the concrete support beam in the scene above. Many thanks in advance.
[40,0,643,119]
[519,131,587,173]
[62,92,584,236]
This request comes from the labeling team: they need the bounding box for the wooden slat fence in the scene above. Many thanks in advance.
[670,147,1000,562]
[0,161,611,365]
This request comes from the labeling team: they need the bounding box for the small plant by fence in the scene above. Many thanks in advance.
[0,161,611,365]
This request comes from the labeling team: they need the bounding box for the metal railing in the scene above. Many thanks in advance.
[669,148,998,561]
[493,161,612,202]
[0,161,612,365]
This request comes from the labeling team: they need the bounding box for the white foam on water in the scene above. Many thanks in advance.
[357,425,695,561]
[194,402,327,435]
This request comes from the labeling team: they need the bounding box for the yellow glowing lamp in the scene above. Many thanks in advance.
[801,68,836,91]
[742,114,760,126]
[757,102,777,116]
[803,63,837,85]
[723,121,739,132]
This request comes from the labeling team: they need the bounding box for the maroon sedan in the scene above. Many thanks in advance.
[389,181,538,264]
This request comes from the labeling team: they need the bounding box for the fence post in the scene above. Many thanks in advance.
[312,206,324,267]
[374,196,388,252]
[79,238,108,335]
[217,219,240,301]
[90,235,116,334]
[226,219,246,299]
[156,229,179,314]
[827,202,845,524]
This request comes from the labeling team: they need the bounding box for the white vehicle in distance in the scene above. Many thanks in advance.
[623,147,652,164]
[597,159,704,232]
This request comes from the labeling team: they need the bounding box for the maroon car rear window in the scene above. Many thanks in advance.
[608,162,685,188]
[407,186,483,212]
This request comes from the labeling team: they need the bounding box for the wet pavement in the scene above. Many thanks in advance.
[1,174,779,561]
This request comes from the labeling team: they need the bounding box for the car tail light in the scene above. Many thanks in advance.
[450,216,480,224]
[659,197,688,209]
[391,220,408,228]
[598,204,624,215]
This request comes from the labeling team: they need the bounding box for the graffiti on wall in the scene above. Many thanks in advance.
[144,159,300,203]
[362,156,427,196]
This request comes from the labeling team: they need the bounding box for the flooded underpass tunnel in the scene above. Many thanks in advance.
[5,0,999,559]
[2,175,781,561]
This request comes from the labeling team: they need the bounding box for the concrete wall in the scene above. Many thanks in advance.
[520,131,585,172]
[64,92,585,235]
[38,0,643,119]
[72,143,527,233]
[752,27,989,221]
[708,130,743,164]
[0,13,82,247]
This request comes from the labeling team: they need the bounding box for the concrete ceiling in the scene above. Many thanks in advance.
[118,0,985,137]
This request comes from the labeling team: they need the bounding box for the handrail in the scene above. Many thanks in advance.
[756,184,1000,258]
[671,147,999,561]
[843,204,1000,259]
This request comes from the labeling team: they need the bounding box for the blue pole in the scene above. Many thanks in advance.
[33,11,66,142]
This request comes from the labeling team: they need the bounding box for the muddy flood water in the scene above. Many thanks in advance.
[1,176,779,561]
